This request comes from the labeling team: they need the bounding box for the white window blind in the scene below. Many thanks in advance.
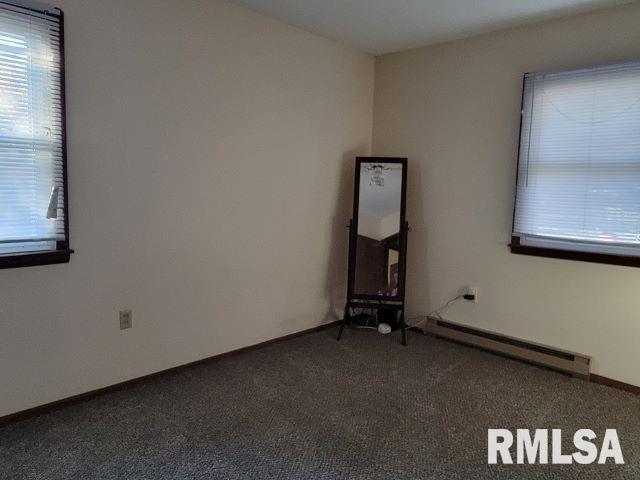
[513,60,640,256]
[0,0,66,257]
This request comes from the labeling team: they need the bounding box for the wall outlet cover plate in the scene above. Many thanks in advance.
[119,310,132,330]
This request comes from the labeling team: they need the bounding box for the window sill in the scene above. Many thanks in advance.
[510,243,640,268]
[0,249,74,270]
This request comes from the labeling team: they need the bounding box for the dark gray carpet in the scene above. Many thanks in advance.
[1,329,639,479]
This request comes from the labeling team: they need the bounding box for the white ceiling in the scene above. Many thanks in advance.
[226,0,634,55]
[359,166,402,217]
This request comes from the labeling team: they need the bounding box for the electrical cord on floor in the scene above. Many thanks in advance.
[404,293,464,329]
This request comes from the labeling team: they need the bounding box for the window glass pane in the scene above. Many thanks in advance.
[514,61,640,252]
[0,4,65,255]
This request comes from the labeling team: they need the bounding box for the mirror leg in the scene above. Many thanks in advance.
[337,307,350,341]
[400,311,407,346]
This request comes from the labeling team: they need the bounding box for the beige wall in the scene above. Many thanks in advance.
[373,2,640,386]
[0,0,374,417]
[358,212,400,240]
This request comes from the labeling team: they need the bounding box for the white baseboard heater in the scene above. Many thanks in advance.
[424,317,591,380]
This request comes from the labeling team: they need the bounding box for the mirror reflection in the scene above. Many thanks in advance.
[354,162,403,297]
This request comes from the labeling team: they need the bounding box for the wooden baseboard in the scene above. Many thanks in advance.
[590,374,640,395]
[0,321,339,427]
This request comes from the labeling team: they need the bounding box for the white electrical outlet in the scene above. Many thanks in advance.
[465,286,478,303]
[119,310,132,330]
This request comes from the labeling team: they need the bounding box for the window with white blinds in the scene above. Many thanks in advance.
[513,60,640,258]
[0,0,69,266]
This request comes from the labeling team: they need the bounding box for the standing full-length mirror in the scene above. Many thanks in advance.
[338,157,409,345]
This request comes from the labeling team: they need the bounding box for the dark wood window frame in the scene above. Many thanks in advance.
[0,4,73,270]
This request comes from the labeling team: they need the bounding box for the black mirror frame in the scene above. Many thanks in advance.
[348,157,408,302]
